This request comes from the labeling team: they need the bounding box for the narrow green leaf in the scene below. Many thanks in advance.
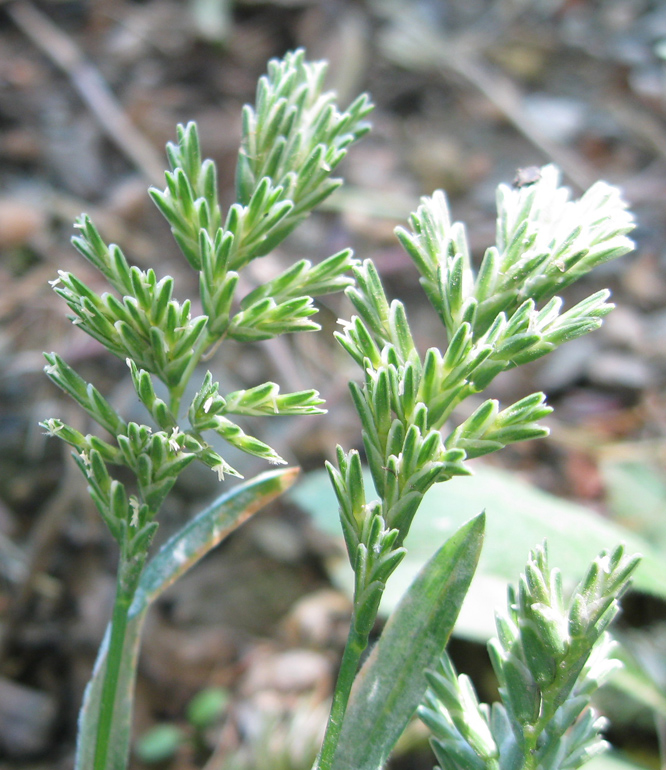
[75,467,298,770]
[133,467,298,611]
[330,512,485,770]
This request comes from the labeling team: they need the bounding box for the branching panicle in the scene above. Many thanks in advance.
[420,545,639,770]
[396,165,633,343]
[44,49,371,523]
[42,47,638,770]
[317,166,636,770]
[42,50,372,770]
[331,167,634,563]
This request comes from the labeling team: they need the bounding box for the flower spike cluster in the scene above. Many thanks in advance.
[318,167,635,770]
[397,165,634,341]
[330,166,634,595]
[420,544,640,770]
[42,50,372,583]
[46,53,374,770]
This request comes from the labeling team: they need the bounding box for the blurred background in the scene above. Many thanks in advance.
[1,0,666,768]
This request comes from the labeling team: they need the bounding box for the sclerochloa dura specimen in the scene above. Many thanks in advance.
[420,544,640,770]
[42,50,372,770]
[314,167,640,770]
[42,48,639,770]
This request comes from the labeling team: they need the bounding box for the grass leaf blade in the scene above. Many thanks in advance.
[75,467,298,770]
[331,512,485,770]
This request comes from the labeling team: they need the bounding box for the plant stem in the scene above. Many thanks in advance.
[316,618,369,770]
[520,700,557,770]
[168,332,212,416]
[93,572,133,770]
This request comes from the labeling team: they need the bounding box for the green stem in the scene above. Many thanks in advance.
[519,698,558,770]
[520,728,540,770]
[316,617,369,770]
[93,572,133,770]
[432,382,474,432]
[168,331,213,416]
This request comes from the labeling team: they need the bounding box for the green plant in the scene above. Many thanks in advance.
[43,46,642,770]
[421,544,639,770]
[135,687,230,764]
[314,166,640,770]
[42,49,371,770]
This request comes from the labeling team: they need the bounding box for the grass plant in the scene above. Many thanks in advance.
[42,49,640,770]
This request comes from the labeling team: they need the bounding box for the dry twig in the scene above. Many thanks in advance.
[8,0,164,184]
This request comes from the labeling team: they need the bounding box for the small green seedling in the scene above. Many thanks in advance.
[135,687,230,764]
